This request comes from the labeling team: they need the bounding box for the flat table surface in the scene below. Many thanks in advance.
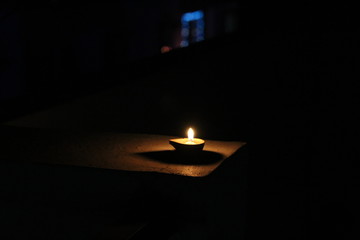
[0,126,245,177]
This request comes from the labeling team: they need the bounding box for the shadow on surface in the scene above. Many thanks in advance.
[138,150,224,165]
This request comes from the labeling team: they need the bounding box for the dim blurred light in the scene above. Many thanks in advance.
[160,46,172,53]
[181,10,204,22]
[180,10,205,47]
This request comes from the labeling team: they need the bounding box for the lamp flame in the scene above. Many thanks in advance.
[187,128,194,141]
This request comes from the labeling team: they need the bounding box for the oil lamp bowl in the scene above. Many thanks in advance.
[169,138,205,152]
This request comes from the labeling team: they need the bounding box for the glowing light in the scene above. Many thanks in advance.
[181,10,204,22]
[187,128,194,141]
[180,10,205,47]
[160,46,172,53]
[169,127,205,151]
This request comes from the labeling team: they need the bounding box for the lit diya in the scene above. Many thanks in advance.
[169,127,205,152]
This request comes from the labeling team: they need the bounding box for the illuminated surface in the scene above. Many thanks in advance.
[170,138,205,145]
[0,128,245,177]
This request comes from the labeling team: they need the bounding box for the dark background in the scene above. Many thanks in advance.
[1,1,358,239]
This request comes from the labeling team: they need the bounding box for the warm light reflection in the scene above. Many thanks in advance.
[187,128,194,141]
[160,45,172,53]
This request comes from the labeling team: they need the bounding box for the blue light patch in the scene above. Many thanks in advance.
[180,10,205,47]
[181,10,204,22]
